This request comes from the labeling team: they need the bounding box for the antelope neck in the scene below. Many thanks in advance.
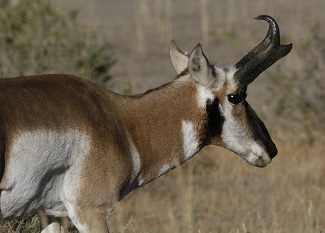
[120,78,212,186]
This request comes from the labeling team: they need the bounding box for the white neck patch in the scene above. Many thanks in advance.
[181,120,199,161]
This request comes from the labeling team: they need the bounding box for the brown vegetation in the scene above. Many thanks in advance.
[111,131,325,232]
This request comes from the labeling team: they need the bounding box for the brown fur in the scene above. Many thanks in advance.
[0,67,276,232]
[75,76,209,227]
[0,74,211,231]
[0,74,124,188]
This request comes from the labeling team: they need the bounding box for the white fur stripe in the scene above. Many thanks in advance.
[129,139,141,178]
[225,66,239,87]
[197,85,214,109]
[138,175,144,186]
[157,164,173,178]
[181,120,199,161]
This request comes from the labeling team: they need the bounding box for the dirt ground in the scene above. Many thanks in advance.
[48,1,325,232]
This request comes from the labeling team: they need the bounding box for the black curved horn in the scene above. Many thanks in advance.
[234,15,292,86]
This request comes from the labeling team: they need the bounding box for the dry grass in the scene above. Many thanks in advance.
[1,1,324,232]
[2,130,323,233]
[110,131,325,233]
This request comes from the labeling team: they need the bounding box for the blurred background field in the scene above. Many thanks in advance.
[0,0,324,232]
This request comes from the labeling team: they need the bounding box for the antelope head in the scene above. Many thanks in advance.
[170,15,292,167]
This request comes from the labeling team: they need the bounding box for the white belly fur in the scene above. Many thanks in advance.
[0,129,90,218]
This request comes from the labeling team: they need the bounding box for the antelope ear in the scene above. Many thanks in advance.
[169,40,189,74]
[189,43,213,87]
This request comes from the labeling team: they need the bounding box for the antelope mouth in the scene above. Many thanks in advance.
[244,151,272,168]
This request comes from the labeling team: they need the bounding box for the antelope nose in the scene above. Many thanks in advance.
[268,144,278,159]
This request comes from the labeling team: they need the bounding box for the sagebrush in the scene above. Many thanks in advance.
[0,0,115,85]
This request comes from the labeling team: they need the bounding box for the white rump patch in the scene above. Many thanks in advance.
[181,120,199,161]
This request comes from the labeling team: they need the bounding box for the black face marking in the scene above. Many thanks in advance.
[244,101,277,158]
[205,98,224,142]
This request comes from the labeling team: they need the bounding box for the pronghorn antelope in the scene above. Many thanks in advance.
[0,15,291,232]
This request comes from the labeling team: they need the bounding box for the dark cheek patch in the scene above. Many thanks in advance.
[205,98,225,140]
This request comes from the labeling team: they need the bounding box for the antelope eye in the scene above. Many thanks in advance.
[227,93,243,105]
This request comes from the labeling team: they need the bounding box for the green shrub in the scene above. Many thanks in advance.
[0,215,39,233]
[0,0,115,85]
